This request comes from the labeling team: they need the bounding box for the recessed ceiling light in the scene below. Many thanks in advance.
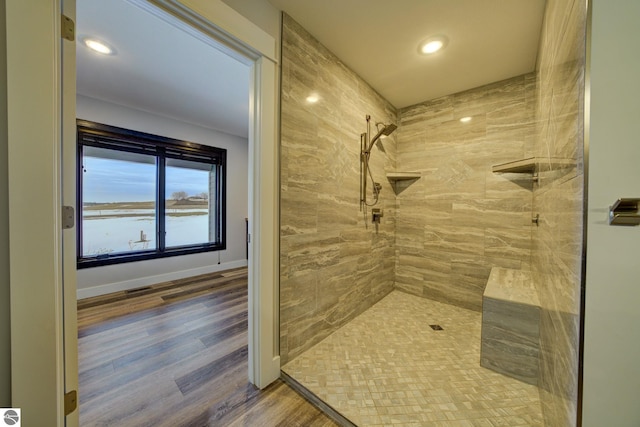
[419,36,448,55]
[460,116,472,123]
[306,94,319,104]
[82,37,115,55]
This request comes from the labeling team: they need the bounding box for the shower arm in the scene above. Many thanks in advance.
[364,127,386,154]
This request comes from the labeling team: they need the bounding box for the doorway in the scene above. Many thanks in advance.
[6,0,280,424]
[74,0,251,294]
[73,0,253,421]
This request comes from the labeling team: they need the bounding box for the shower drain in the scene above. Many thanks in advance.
[429,324,444,331]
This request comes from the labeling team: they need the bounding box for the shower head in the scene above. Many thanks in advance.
[379,123,398,136]
[366,123,397,153]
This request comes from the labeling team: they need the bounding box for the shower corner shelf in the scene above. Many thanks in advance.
[492,157,576,174]
[386,171,421,181]
[386,172,421,195]
[492,157,536,173]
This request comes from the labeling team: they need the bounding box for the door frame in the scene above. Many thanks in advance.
[6,0,280,424]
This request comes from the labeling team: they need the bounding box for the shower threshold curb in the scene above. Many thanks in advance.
[280,370,358,427]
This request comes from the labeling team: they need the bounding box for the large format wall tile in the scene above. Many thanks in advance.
[396,74,536,311]
[280,14,397,364]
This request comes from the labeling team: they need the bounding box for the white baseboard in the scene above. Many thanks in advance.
[77,259,248,300]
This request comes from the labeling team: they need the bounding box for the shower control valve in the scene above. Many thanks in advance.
[372,208,383,224]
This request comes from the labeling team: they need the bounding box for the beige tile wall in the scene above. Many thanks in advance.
[532,0,587,425]
[279,14,397,364]
[396,75,537,311]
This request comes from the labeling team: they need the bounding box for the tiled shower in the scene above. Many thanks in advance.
[280,0,586,425]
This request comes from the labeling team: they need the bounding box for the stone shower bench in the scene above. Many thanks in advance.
[480,267,540,385]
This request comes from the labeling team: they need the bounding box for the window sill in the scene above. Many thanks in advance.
[77,243,224,269]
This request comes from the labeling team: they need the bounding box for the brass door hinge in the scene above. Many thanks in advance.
[64,390,77,416]
[61,14,75,41]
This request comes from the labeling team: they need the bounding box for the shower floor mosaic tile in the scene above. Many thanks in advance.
[282,291,543,426]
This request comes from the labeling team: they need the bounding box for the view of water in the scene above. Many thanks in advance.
[82,210,210,256]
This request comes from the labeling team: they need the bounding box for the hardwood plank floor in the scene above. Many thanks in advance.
[78,268,338,427]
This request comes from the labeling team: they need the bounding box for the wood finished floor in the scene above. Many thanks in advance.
[78,268,337,427]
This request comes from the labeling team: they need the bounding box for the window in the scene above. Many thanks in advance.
[77,120,226,268]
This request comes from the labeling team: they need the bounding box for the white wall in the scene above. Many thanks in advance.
[0,0,11,407]
[582,1,640,425]
[221,0,281,44]
[76,95,248,298]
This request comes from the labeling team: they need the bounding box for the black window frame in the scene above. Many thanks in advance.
[77,119,226,269]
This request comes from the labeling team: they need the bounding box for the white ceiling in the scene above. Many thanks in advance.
[76,0,251,138]
[269,0,546,108]
[77,0,546,138]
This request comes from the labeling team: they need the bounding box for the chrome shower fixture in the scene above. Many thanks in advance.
[365,122,397,153]
[360,115,397,212]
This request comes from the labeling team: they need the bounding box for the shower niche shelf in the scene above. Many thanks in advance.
[492,157,576,174]
[386,171,421,181]
[386,172,421,195]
